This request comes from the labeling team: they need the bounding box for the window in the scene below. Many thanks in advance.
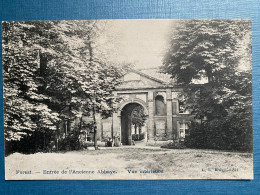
[179,122,189,139]
[178,95,189,114]
[155,95,166,115]
[179,101,185,113]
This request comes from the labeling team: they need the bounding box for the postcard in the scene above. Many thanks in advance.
[2,19,253,180]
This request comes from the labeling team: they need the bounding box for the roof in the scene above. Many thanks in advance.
[135,68,175,84]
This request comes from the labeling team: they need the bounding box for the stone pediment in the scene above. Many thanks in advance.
[116,69,166,90]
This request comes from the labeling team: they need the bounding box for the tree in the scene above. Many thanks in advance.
[131,105,147,135]
[59,21,123,149]
[162,19,252,151]
[163,19,250,84]
[2,21,60,144]
[3,20,123,153]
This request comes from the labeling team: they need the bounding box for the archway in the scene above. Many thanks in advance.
[120,102,148,145]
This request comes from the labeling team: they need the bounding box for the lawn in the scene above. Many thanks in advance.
[5,147,253,180]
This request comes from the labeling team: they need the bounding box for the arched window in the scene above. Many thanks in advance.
[155,95,166,115]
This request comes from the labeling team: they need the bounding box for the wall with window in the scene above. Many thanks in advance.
[178,121,189,140]
[155,95,166,116]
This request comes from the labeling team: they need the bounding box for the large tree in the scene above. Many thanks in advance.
[2,20,123,152]
[2,21,61,143]
[163,20,250,83]
[162,19,252,151]
[57,20,123,149]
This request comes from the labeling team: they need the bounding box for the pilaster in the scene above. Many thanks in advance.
[166,89,173,139]
[112,112,120,138]
[147,91,154,140]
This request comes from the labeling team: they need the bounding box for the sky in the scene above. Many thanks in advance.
[104,19,174,69]
[99,19,251,71]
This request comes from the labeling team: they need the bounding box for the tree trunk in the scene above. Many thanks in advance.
[67,119,71,133]
[79,117,83,131]
[88,32,98,150]
[87,34,93,65]
[64,120,67,136]
[92,108,98,150]
[56,124,59,151]
[67,104,72,133]
[43,134,46,150]
[205,67,213,84]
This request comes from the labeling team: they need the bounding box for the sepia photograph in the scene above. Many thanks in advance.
[2,19,253,180]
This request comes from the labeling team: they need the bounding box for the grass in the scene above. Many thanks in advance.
[5,147,253,180]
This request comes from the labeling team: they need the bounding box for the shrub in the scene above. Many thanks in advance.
[161,141,186,149]
[188,121,252,152]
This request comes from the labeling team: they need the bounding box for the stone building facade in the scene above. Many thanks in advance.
[94,68,194,145]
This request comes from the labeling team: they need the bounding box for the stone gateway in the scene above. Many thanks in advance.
[95,68,194,145]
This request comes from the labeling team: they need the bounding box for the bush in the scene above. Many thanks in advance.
[188,121,252,152]
[5,129,56,155]
[59,131,81,151]
[161,141,186,149]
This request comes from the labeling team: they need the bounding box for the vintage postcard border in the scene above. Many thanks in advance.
[0,0,260,194]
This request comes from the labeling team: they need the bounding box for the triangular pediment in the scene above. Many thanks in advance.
[116,70,166,90]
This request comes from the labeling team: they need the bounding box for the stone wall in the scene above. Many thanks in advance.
[96,87,194,144]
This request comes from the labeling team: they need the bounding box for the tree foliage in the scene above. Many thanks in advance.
[2,21,60,142]
[131,105,147,134]
[2,21,123,153]
[162,20,252,151]
[163,19,251,84]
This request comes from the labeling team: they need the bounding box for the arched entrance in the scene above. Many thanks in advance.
[120,102,148,145]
